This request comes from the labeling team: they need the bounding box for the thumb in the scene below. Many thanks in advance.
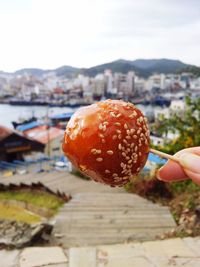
[179,153,200,185]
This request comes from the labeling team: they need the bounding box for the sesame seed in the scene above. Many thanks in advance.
[103,121,109,125]
[102,139,106,143]
[118,134,122,139]
[126,135,131,140]
[99,123,103,130]
[130,143,134,148]
[96,157,103,162]
[118,143,122,150]
[91,148,96,154]
[123,139,128,144]
[135,146,138,152]
[126,156,130,160]
[124,123,128,129]
[110,112,115,117]
[130,129,135,134]
[116,113,121,117]
[133,135,137,139]
[107,150,114,155]
[128,159,132,164]
[120,162,124,168]
[112,135,117,140]
[116,129,121,134]
[137,167,140,172]
[91,149,101,155]
[122,152,126,157]
[113,173,118,177]
[139,116,144,122]
[126,130,131,135]
[105,170,110,174]
[129,113,136,119]
[139,152,142,156]
[102,125,107,131]
[126,148,131,153]
[115,122,121,126]
[99,133,104,138]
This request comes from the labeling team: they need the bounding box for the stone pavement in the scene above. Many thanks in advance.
[0,171,123,195]
[0,172,176,247]
[0,171,195,266]
[52,192,175,247]
[3,237,200,267]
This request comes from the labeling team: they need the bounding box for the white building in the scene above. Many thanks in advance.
[169,100,186,117]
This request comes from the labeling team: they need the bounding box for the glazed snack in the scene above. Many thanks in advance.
[62,99,150,186]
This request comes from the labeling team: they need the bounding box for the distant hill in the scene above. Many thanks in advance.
[14,65,79,78]
[82,58,191,77]
[14,68,46,77]
[1,59,199,78]
[55,65,79,77]
[79,60,139,77]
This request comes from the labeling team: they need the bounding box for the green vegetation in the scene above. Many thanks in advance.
[153,96,200,154]
[177,65,200,77]
[0,190,65,212]
[126,97,200,236]
[0,203,41,224]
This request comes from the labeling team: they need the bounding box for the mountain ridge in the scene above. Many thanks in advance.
[0,59,199,78]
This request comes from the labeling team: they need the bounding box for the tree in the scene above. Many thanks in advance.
[153,96,200,154]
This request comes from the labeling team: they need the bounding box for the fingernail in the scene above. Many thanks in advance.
[179,153,200,173]
[156,169,165,181]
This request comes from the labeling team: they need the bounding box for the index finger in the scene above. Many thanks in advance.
[157,147,200,182]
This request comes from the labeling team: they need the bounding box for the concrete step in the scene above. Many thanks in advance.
[53,192,175,247]
[67,238,200,267]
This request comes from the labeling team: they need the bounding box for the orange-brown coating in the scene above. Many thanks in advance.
[62,99,150,187]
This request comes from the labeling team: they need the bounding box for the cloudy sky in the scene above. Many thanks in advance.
[0,0,200,71]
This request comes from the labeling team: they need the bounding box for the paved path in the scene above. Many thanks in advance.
[53,192,175,247]
[5,237,200,266]
[0,171,175,247]
[0,171,123,195]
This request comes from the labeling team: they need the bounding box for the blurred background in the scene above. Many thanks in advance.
[0,1,200,266]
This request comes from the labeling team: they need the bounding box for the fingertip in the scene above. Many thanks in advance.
[156,160,188,182]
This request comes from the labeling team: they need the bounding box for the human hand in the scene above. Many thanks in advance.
[157,147,200,185]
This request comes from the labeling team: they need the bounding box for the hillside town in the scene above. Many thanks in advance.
[0,69,200,106]
[0,67,200,169]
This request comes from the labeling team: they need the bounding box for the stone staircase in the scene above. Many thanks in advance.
[52,192,175,247]
[0,171,176,248]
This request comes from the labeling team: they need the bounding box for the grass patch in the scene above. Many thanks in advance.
[0,203,41,224]
[0,190,65,212]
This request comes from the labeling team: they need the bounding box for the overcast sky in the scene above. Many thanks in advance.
[0,0,200,71]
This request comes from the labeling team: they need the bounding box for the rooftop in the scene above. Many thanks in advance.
[0,125,13,141]
[24,126,64,144]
